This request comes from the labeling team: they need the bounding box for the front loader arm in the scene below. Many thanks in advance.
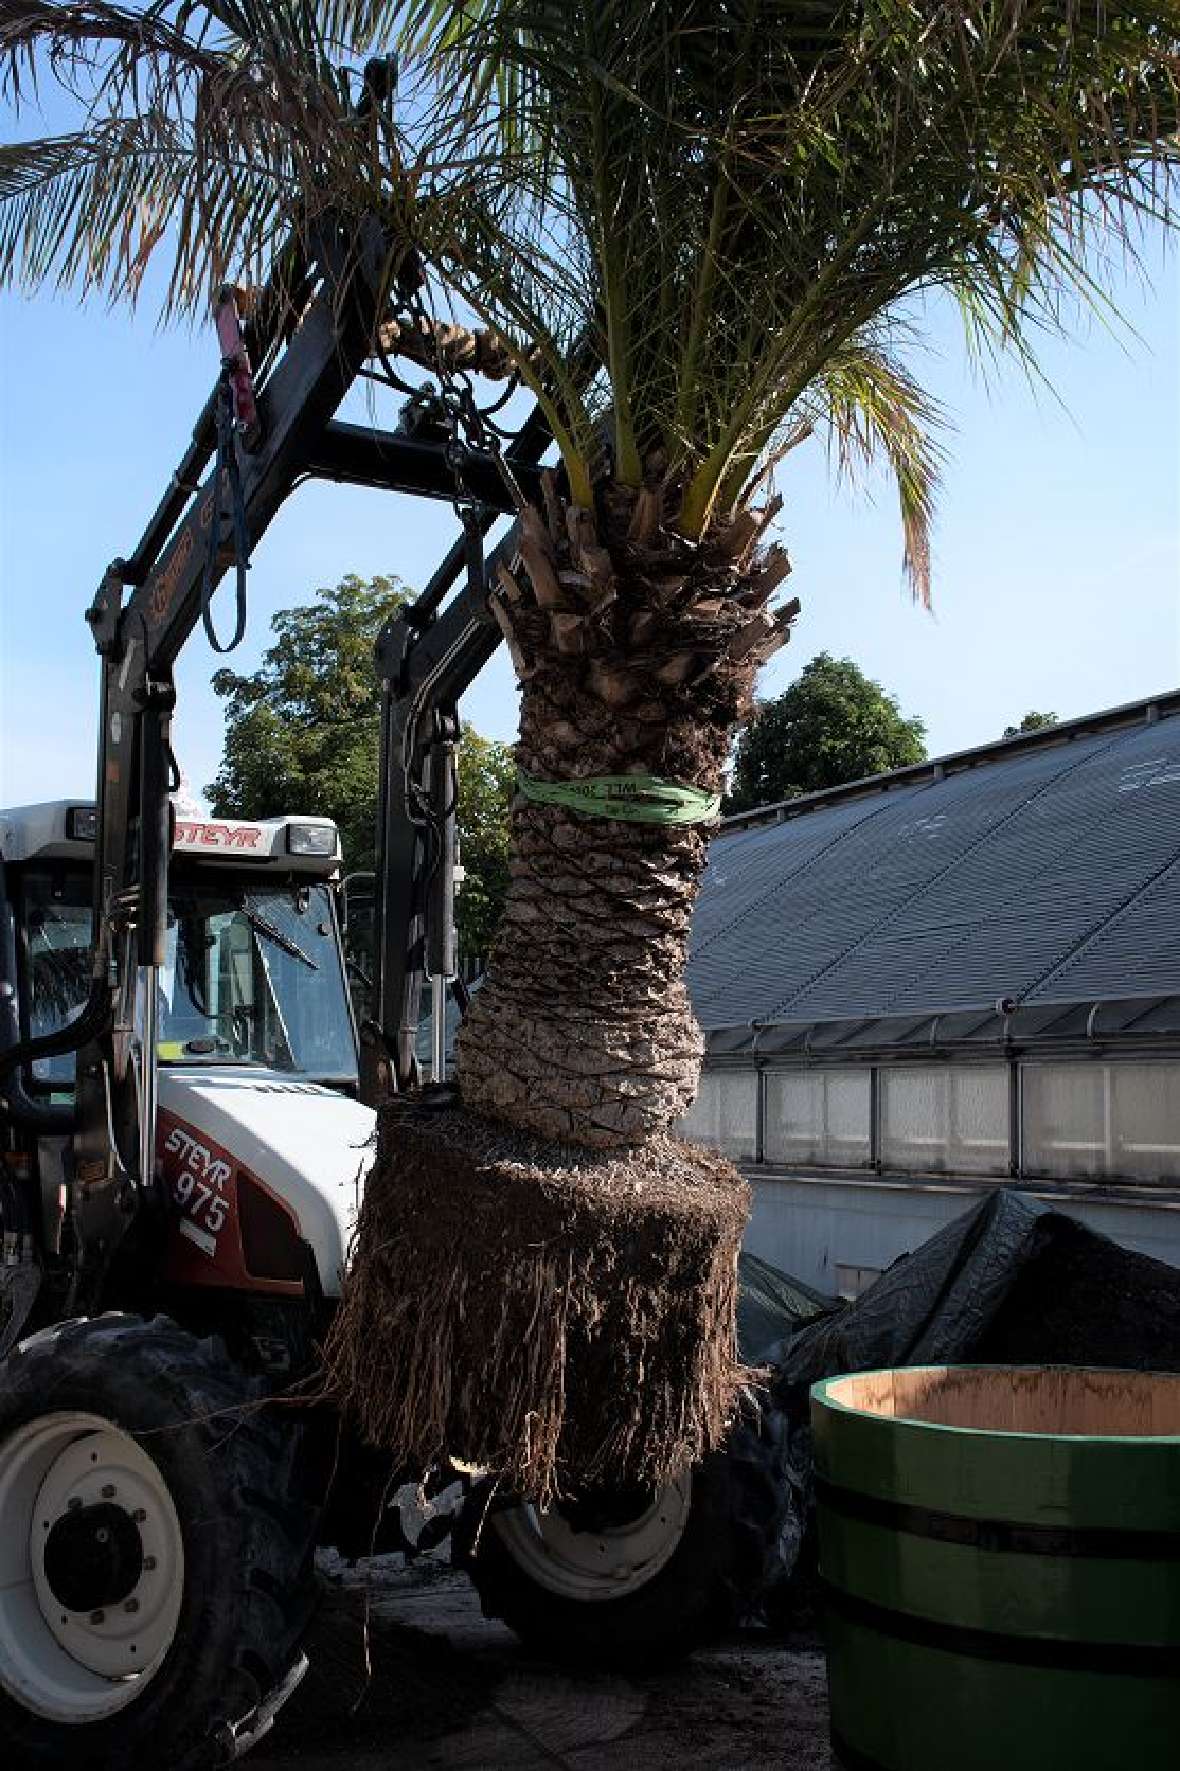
[56,220,534,1288]
[0,170,558,1292]
[69,217,394,1275]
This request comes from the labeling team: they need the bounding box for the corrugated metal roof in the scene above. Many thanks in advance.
[688,698,1180,1035]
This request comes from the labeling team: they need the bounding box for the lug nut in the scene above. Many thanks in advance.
[124,1598,140,1615]
[131,1508,147,1523]
[143,1556,157,1571]
[90,1610,105,1625]
[67,1497,82,1512]
[100,1484,116,1499]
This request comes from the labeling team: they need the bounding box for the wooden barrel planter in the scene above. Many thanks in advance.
[811,1365,1180,1771]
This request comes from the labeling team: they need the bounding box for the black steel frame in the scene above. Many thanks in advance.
[52,211,544,1278]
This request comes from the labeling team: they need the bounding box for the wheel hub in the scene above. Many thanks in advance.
[491,1471,693,1601]
[0,1412,185,1722]
[560,1481,658,1535]
[43,1501,145,1614]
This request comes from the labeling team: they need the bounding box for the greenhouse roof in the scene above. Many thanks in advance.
[688,691,1180,1048]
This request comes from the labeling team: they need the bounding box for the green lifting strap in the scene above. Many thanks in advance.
[516,769,722,825]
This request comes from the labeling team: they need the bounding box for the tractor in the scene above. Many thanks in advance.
[0,204,789,1768]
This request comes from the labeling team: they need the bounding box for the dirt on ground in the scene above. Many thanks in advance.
[250,1554,833,1771]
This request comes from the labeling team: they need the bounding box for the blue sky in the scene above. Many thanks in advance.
[1,215,1177,812]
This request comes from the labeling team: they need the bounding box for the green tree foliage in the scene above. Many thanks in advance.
[455,727,515,958]
[1004,711,1059,738]
[207,574,407,871]
[727,655,927,813]
[206,573,514,953]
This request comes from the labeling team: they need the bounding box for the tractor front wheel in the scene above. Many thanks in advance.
[0,1315,318,1769]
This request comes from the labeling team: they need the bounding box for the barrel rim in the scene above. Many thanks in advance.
[811,1363,1180,1446]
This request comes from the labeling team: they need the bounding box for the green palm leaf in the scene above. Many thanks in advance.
[2,0,1178,562]
[818,338,945,608]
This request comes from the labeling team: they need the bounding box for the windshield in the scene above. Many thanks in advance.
[21,870,357,1089]
[160,881,356,1080]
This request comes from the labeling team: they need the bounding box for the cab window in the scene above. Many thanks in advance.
[21,869,92,1093]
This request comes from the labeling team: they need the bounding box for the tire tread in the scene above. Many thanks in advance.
[458,1397,795,1668]
[0,1313,318,1771]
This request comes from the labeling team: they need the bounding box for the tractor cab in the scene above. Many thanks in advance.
[0,801,373,1338]
[2,801,358,1097]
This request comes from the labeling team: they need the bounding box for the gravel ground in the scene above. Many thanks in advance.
[249,1553,834,1771]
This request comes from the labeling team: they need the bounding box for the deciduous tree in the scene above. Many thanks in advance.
[455,727,515,960]
[207,573,406,870]
[728,655,927,813]
[1004,711,1059,738]
[207,573,514,955]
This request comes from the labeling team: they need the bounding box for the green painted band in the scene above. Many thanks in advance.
[516,770,722,824]
[817,1505,1179,1645]
[821,1581,1180,1677]
[810,1373,1180,1532]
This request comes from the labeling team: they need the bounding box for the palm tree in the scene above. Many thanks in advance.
[4,1,1178,1494]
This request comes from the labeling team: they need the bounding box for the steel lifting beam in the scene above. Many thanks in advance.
[365,574,508,1098]
[308,420,540,510]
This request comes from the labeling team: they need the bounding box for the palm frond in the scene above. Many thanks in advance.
[0,0,414,311]
[396,0,1180,533]
[1,0,1178,587]
[0,122,289,302]
[819,340,946,609]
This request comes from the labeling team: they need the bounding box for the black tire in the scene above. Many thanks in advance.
[455,1400,795,1667]
[0,1314,319,1771]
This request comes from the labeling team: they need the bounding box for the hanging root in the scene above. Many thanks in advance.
[321,1098,751,1504]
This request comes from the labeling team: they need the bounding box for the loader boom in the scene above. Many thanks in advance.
[7,211,548,1293]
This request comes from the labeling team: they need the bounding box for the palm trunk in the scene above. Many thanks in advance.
[457,805,707,1146]
[459,479,794,1145]
[326,478,796,1498]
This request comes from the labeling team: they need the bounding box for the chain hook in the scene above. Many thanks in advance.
[199,367,251,655]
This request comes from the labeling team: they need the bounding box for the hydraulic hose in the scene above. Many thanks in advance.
[0,977,112,1089]
[0,1080,77,1136]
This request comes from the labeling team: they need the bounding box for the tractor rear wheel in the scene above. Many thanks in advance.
[0,1314,318,1770]
[455,1403,792,1667]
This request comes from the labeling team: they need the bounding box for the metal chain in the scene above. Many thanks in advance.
[395,282,525,517]
[388,282,522,960]
[200,370,251,654]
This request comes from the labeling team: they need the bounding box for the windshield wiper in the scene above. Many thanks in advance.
[240,899,319,971]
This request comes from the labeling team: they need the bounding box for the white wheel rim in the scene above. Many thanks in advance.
[491,1474,692,1602]
[0,1411,184,1722]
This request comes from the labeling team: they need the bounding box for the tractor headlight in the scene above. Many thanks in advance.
[286,823,337,857]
